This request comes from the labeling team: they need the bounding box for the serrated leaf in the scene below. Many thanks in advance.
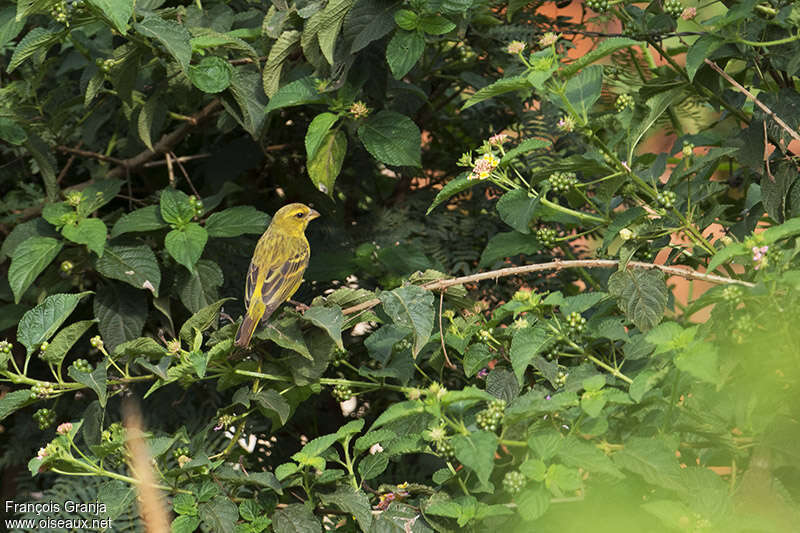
[198,496,238,533]
[305,112,339,161]
[262,30,301,98]
[18,292,91,356]
[9,236,62,303]
[358,453,389,480]
[674,340,720,384]
[272,504,321,533]
[165,223,208,272]
[357,111,421,167]
[226,67,269,137]
[176,259,224,313]
[463,343,493,377]
[499,138,550,167]
[41,319,95,365]
[68,364,108,407]
[265,75,321,113]
[379,285,434,358]
[253,389,291,425]
[205,206,269,238]
[94,283,146,351]
[314,0,354,64]
[426,172,482,214]
[418,14,455,35]
[451,431,498,486]
[496,189,539,234]
[159,188,194,226]
[462,75,529,110]
[307,129,346,196]
[0,390,34,422]
[96,244,161,296]
[369,400,425,430]
[318,487,372,532]
[61,218,107,257]
[179,298,232,345]
[0,117,27,145]
[345,0,397,53]
[561,37,641,77]
[135,16,192,72]
[386,29,424,79]
[110,205,168,237]
[137,91,163,151]
[510,325,550,385]
[87,0,133,33]
[613,436,682,491]
[189,56,233,94]
[256,317,313,360]
[7,27,60,73]
[480,231,540,267]
[301,305,344,349]
[608,268,668,331]
[686,35,723,82]
[564,65,602,118]
[628,89,682,163]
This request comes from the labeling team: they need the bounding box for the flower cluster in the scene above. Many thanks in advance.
[506,41,526,55]
[751,245,769,270]
[538,32,561,48]
[468,153,499,180]
[349,101,370,119]
[488,133,508,146]
[681,7,697,20]
[557,115,575,132]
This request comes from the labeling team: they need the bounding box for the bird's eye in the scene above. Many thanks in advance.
[295,212,304,218]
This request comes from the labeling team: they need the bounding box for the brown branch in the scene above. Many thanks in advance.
[438,290,455,369]
[56,145,124,165]
[143,153,211,167]
[340,259,754,316]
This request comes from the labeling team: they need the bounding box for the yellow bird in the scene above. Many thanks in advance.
[234,203,320,348]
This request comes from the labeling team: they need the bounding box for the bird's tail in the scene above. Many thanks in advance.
[234,314,258,348]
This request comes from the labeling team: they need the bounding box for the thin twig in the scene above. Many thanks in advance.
[143,153,211,167]
[340,259,754,316]
[56,145,124,165]
[171,151,200,197]
[438,290,456,370]
[705,59,800,147]
[56,142,82,184]
[165,152,175,187]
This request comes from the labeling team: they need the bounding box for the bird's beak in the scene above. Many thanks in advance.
[308,209,321,220]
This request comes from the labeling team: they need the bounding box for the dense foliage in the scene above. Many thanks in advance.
[1,0,800,531]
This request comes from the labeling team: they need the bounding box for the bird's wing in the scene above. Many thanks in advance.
[245,234,309,324]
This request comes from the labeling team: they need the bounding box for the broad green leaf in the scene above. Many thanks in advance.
[379,285,434,358]
[305,112,339,160]
[556,435,623,478]
[561,37,641,77]
[499,138,551,167]
[0,117,26,145]
[205,206,269,238]
[227,68,269,137]
[175,259,224,313]
[580,390,607,417]
[113,337,165,359]
[561,292,608,315]
[761,216,800,243]
[608,268,668,331]
[159,188,195,226]
[418,14,455,35]
[179,298,232,345]
[370,400,425,430]
[165,223,208,272]
[545,463,581,494]
[78,179,122,216]
[629,367,667,402]
[426,172,482,214]
[110,205,168,237]
[18,292,91,356]
[87,0,133,33]
[386,30,424,79]
[42,202,74,227]
[173,493,198,516]
[137,90,163,151]
[68,364,108,407]
[262,30,302,98]
[189,56,233,93]
[41,319,96,365]
[7,27,60,73]
[357,111,421,167]
[496,189,539,234]
[345,0,397,53]
[462,75,529,110]
[272,504,321,533]
[9,236,62,303]
[602,207,646,251]
[563,65,603,118]
[61,218,107,257]
[0,6,24,50]
[674,340,720,384]
[613,436,682,491]
[314,0,354,64]
[198,496,238,533]
[301,305,344,350]
[307,129,346,196]
[256,318,313,360]
[686,35,723,81]
[253,389,291,425]
[318,487,372,532]
[94,283,146,351]
[486,367,520,402]
[358,453,389,480]
[528,430,563,461]
[25,133,57,200]
[0,218,58,261]
[480,231,540,267]
[0,390,34,422]
[295,433,340,460]
[464,343,493,377]
[264,76,321,113]
[510,325,550,385]
[628,89,683,163]
[452,431,498,485]
[135,16,192,72]
[394,9,418,30]
[95,244,161,296]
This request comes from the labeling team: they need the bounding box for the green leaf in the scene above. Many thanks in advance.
[556,435,623,478]
[135,16,192,73]
[301,305,344,350]
[464,343,493,377]
[357,110,421,167]
[418,14,455,34]
[160,188,195,226]
[370,400,425,430]
[318,487,372,532]
[613,436,683,491]
[1,218,58,261]
[265,76,322,114]
[87,0,133,33]
[426,172,483,214]
[314,0,355,64]
[172,515,201,533]
[95,244,161,296]
[165,224,208,272]
[499,138,551,167]
[42,202,75,227]
[608,268,668,331]
[307,129,346,196]
[179,298,232,345]
[462,75,529,110]
[176,259,224,313]
[272,504,321,533]
[580,390,607,417]
[205,206,269,238]
[61,218,107,257]
[79,179,123,216]
[379,285,434,358]
[41,319,95,365]
[346,0,397,53]
[628,89,683,163]
[110,205,168,237]
[451,431,498,485]
[305,112,339,161]
[253,389,291,425]
[262,30,301,98]
[563,65,602,118]
[686,35,723,82]
[18,292,91,356]
[0,390,34,422]
[386,29,425,79]
[496,189,539,234]
[510,325,550,385]
[0,6,25,50]
[9,236,62,303]
[198,496,238,533]
[94,283,146,351]
[528,430,563,461]
[227,67,269,137]
[358,453,389,480]
[68,364,108,407]
[256,318,313,360]
[137,91,163,151]
[674,340,720,384]
[7,27,60,73]
[189,56,233,93]
[561,37,641,77]
[629,367,667,402]
[480,231,540,267]
[0,117,27,145]
[394,9,418,30]
[173,493,198,516]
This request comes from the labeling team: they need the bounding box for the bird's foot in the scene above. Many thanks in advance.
[288,299,310,313]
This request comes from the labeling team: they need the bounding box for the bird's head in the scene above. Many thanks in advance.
[272,203,320,236]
